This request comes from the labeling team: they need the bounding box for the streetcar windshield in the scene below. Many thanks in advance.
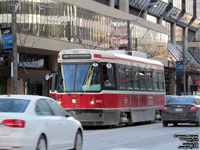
[57,63,101,92]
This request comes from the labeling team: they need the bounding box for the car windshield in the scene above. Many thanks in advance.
[0,99,30,113]
[168,96,196,104]
[57,63,101,92]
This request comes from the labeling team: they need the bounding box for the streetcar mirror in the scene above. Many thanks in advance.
[93,63,99,67]
[106,63,112,69]
[45,72,58,80]
[45,74,50,80]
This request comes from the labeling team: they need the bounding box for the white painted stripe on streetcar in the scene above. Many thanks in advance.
[54,90,165,95]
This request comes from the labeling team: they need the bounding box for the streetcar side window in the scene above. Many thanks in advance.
[153,71,159,91]
[158,71,165,91]
[138,69,146,90]
[126,67,133,90]
[133,68,139,90]
[102,63,116,89]
[118,65,133,90]
[146,70,153,91]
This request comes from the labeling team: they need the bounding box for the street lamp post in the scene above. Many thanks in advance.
[12,0,18,94]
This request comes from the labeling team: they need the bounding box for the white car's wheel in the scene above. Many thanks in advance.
[37,135,47,150]
[73,131,83,150]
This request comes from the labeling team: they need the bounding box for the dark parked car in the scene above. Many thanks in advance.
[162,96,200,127]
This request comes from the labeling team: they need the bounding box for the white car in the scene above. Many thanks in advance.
[0,95,83,150]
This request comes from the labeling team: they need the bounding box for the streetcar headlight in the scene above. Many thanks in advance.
[90,98,95,105]
[72,98,77,104]
[58,100,62,105]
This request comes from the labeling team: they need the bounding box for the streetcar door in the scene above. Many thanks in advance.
[102,63,116,90]
[101,63,117,108]
[117,64,133,108]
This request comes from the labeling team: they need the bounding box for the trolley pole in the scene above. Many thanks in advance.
[12,0,18,94]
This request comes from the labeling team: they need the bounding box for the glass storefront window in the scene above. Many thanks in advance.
[0,0,167,55]
[186,0,193,15]
[173,0,182,10]
[197,0,200,18]
[176,25,183,43]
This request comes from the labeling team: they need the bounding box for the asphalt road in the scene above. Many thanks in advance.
[83,122,200,150]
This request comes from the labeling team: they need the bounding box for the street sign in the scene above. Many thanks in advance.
[0,27,13,51]
[176,61,183,72]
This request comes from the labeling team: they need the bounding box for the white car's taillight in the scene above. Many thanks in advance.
[2,119,25,128]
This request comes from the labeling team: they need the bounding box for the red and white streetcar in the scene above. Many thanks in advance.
[49,49,165,126]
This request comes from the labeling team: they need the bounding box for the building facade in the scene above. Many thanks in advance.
[0,0,200,95]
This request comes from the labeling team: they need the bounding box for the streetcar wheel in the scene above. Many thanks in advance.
[162,121,168,127]
[36,135,47,150]
[73,131,83,150]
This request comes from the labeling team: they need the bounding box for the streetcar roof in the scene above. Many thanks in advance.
[58,49,164,67]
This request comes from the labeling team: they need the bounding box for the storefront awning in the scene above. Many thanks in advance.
[188,47,200,64]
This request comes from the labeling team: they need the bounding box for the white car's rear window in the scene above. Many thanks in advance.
[0,99,30,113]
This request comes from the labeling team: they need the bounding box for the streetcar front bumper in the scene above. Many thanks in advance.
[65,109,120,126]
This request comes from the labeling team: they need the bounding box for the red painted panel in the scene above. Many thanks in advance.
[117,94,130,108]
[131,95,139,107]
[50,93,165,109]
[102,94,118,108]
[139,95,146,107]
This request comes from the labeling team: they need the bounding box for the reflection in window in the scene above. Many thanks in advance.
[146,71,153,90]
[153,71,159,91]
[114,0,119,9]
[82,64,101,91]
[59,63,101,92]
[134,69,146,90]
[0,99,29,113]
[158,71,164,91]
[61,64,76,91]
[173,0,182,9]
[103,63,115,88]
[176,26,183,43]
[118,65,133,90]
[47,99,65,116]
[133,69,139,90]
[0,0,168,51]
[139,70,146,90]
[186,0,193,15]
[35,99,52,116]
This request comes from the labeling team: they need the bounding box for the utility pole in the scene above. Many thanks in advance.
[127,20,131,52]
[135,38,138,51]
[182,36,186,95]
[12,0,18,94]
